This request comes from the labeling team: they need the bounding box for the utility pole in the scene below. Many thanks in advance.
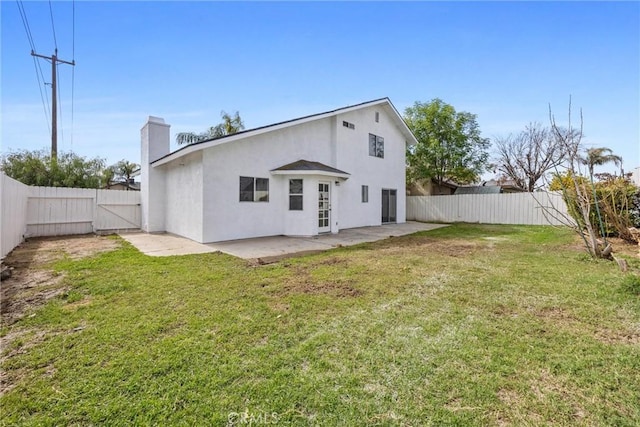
[31,49,75,159]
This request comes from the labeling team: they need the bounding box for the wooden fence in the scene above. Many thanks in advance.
[407,192,571,226]
[1,173,140,258]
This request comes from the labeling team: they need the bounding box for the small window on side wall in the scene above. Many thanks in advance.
[289,179,303,211]
[362,185,369,203]
[239,176,269,202]
[375,111,379,123]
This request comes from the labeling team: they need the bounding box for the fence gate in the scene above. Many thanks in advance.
[95,189,141,231]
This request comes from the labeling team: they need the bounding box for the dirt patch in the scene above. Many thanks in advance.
[1,235,117,396]
[594,328,640,345]
[532,306,639,346]
[532,306,578,322]
[374,236,480,258]
[283,279,362,297]
[279,261,362,297]
[609,237,640,259]
[1,234,120,325]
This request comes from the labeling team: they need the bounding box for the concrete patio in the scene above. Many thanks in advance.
[119,221,447,260]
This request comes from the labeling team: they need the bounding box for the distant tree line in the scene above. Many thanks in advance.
[1,149,139,189]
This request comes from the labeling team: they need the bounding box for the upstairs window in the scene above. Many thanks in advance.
[289,179,303,211]
[369,133,384,158]
[240,176,269,202]
[362,185,369,203]
[375,111,379,123]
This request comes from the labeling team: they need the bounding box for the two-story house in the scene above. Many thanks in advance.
[140,98,418,243]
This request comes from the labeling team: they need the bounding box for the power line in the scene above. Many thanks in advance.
[16,0,35,51]
[31,56,51,135]
[71,0,76,148]
[57,62,64,147]
[48,0,58,50]
[17,0,51,134]
[31,50,75,159]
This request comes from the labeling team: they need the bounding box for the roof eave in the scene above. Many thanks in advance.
[270,170,350,180]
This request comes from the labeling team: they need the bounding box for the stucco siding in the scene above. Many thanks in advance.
[164,151,203,242]
[144,99,410,243]
[202,119,334,242]
[334,105,407,228]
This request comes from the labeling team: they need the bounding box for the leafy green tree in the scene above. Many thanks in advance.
[1,149,105,188]
[176,111,245,145]
[102,167,115,188]
[404,99,490,185]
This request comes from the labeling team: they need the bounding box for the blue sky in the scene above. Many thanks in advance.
[2,1,639,176]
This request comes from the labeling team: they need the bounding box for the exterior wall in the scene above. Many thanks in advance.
[1,174,29,258]
[282,175,340,236]
[141,117,170,233]
[163,151,204,242]
[201,119,334,242]
[334,104,407,228]
[146,101,410,243]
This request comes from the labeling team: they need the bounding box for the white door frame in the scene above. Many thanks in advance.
[318,181,331,233]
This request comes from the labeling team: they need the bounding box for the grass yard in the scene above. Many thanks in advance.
[1,224,639,426]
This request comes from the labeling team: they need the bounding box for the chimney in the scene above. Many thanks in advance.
[140,116,170,232]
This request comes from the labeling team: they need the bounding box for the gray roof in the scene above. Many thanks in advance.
[152,98,419,167]
[454,185,502,195]
[271,160,349,175]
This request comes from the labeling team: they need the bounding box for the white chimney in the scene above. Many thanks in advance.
[140,116,170,232]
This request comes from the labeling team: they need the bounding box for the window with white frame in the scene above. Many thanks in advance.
[362,185,369,203]
[239,176,269,202]
[368,133,384,158]
[289,179,303,210]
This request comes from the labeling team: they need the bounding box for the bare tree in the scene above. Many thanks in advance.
[493,122,565,191]
[548,100,610,259]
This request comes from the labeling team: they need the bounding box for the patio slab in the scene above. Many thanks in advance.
[120,222,448,259]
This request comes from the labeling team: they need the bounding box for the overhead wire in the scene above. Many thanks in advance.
[71,0,75,148]
[57,62,65,147]
[48,0,58,51]
[16,0,52,135]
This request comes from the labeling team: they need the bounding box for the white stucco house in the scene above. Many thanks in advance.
[140,98,418,243]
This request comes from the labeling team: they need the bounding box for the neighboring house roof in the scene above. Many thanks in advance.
[152,98,418,167]
[271,159,350,179]
[455,185,502,195]
[431,178,458,189]
[105,181,140,191]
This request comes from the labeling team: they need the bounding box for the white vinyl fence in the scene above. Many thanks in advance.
[1,173,140,258]
[407,192,571,226]
[1,174,30,258]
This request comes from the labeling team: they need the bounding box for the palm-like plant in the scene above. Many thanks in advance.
[581,147,623,178]
[113,160,139,183]
[176,111,244,145]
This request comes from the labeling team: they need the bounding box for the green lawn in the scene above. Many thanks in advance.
[1,224,639,426]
